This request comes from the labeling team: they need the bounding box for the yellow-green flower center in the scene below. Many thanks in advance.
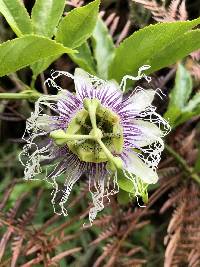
[50,98,124,169]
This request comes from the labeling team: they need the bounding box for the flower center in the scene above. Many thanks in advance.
[50,98,124,168]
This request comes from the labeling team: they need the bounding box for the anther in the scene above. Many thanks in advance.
[103,133,122,138]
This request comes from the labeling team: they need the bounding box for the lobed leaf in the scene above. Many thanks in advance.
[31,0,65,38]
[0,0,32,36]
[0,35,75,77]
[56,0,100,49]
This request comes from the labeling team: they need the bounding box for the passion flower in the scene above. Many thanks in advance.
[20,67,170,222]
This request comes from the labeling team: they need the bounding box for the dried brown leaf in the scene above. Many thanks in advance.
[49,247,82,264]
[163,183,200,267]
[11,235,24,267]
[133,0,188,22]
[0,229,12,262]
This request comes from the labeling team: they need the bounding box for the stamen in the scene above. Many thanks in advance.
[50,129,94,145]
[103,133,121,138]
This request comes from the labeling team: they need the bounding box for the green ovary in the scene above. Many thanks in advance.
[50,98,124,163]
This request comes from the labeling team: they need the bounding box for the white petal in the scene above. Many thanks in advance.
[74,68,91,82]
[126,152,158,184]
[129,89,156,112]
[132,120,163,147]
[99,80,123,106]
[36,115,54,132]
[106,80,121,93]
[74,68,93,99]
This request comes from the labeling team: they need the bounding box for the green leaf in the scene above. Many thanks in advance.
[149,30,200,73]
[31,55,60,80]
[0,0,32,36]
[117,170,134,193]
[183,92,200,113]
[9,180,49,204]
[174,92,200,126]
[173,108,200,127]
[117,188,132,205]
[0,35,75,77]
[30,0,66,78]
[56,0,100,49]
[31,0,65,38]
[92,18,115,79]
[69,42,96,74]
[117,173,149,204]
[195,148,200,173]
[109,18,200,82]
[164,64,200,127]
[164,64,192,125]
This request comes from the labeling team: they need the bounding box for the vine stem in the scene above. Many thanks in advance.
[0,91,41,101]
[165,144,200,185]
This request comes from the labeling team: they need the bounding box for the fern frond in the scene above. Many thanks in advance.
[11,235,24,267]
[93,243,116,267]
[0,180,18,210]
[122,258,147,266]
[90,214,113,227]
[49,247,82,265]
[5,192,28,220]
[160,184,186,213]
[158,167,180,180]
[91,224,117,245]
[190,63,200,81]
[0,229,13,262]
[133,0,166,21]
[178,0,187,20]
[133,0,188,22]
[190,49,200,61]
[168,0,181,19]
[163,183,200,267]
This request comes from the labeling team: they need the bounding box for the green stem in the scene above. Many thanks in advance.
[0,91,41,101]
[165,144,200,185]
[31,76,36,89]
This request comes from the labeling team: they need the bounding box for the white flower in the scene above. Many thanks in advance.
[20,66,170,223]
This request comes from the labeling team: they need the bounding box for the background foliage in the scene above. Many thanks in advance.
[0,0,200,266]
